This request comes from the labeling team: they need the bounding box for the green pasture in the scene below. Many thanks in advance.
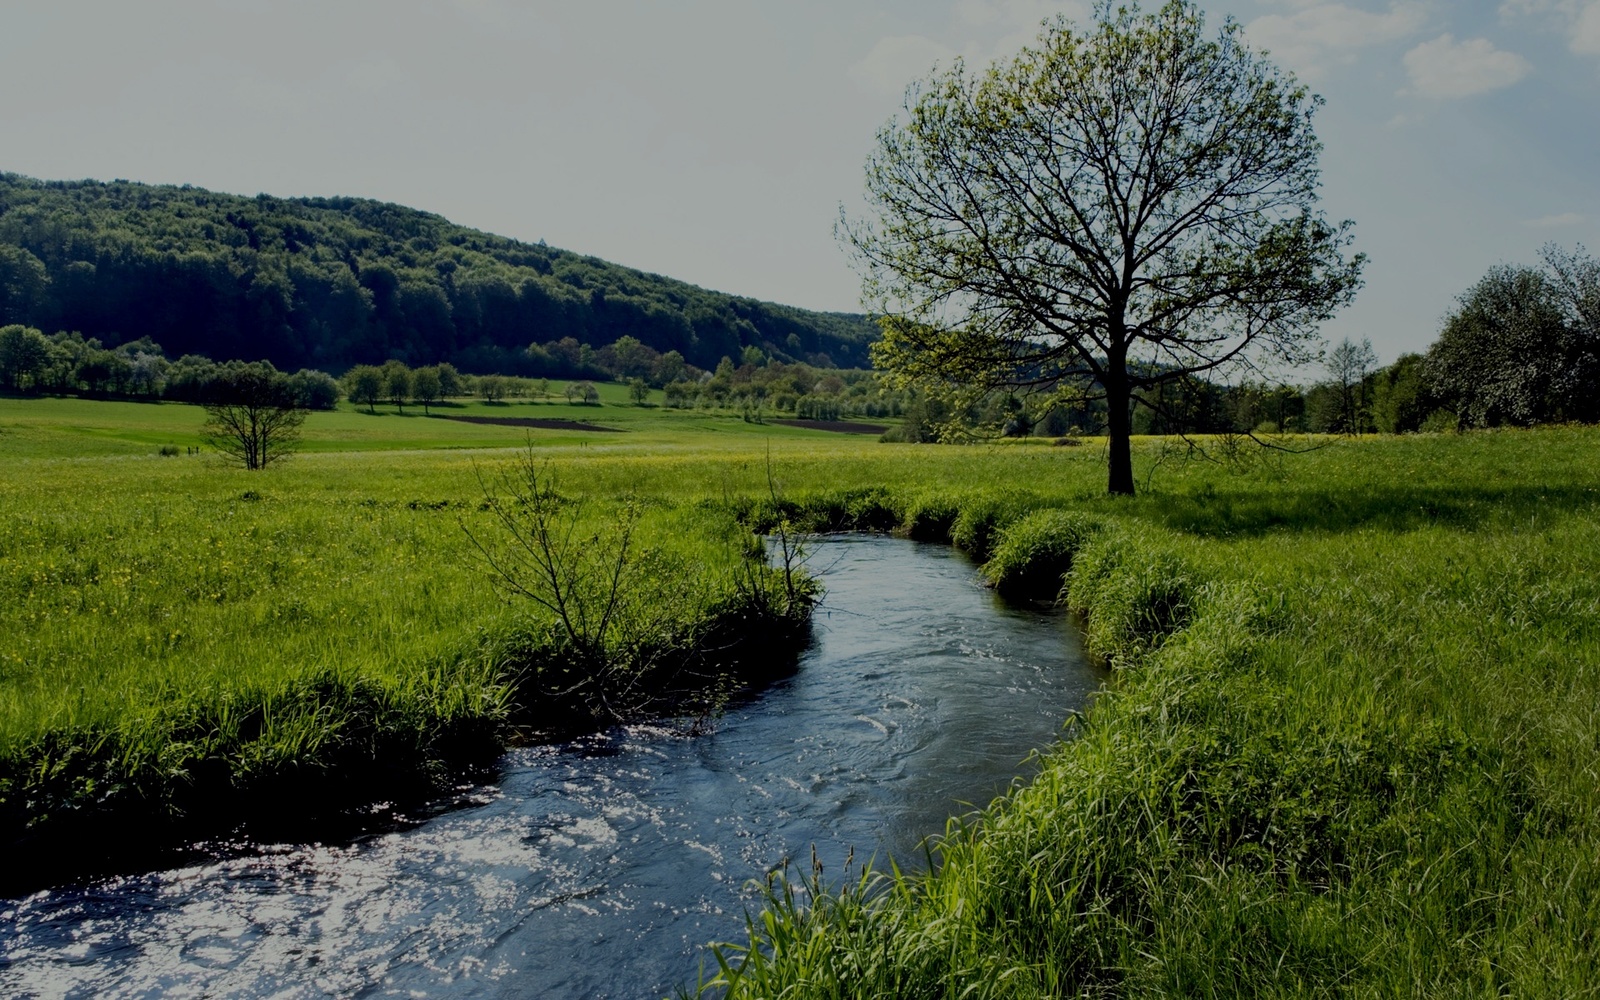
[0,384,883,460]
[3,391,1599,994]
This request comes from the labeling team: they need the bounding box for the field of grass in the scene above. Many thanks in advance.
[4,393,1599,994]
[0,390,867,886]
[701,427,1600,998]
[0,382,876,460]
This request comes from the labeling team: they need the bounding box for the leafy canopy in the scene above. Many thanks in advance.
[847,0,1364,492]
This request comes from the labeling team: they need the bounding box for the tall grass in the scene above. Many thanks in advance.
[6,398,1600,994]
[700,430,1600,998]
[0,443,812,889]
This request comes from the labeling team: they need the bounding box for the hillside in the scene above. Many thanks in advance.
[0,174,877,372]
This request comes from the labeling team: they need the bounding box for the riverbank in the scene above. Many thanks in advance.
[5,401,1598,993]
[0,535,1099,998]
[0,441,816,893]
[707,429,1600,997]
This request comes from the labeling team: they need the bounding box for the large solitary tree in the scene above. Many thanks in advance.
[847,0,1364,494]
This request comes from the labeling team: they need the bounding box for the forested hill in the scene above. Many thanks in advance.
[0,174,877,373]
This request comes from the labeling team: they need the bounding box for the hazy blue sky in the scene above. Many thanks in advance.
[2,1,1596,362]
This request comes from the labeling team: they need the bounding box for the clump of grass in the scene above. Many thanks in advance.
[1063,528,1196,663]
[897,489,962,541]
[981,508,1101,596]
[949,489,1040,559]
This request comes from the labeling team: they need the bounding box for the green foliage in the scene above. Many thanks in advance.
[343,364,385,412]
[411,365,443,412]
[849,1,1364,493]
[0,173,877,372]
[199,361,307,470]
[1425,248,1600,427]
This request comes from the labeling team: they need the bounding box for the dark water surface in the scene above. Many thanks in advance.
[0,536,1101,999]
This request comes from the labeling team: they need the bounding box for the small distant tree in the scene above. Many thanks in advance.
[478,374,508,401]
[288,368,341,410]
[653,350,688,387]
[1369,353,1429,433]
[628,377,650,405]
[382,360,413,413]
[412,365,443,414]
[0,325,50,391]
[578,380,600,404]
[201,361,306,470]
[664,381,695,408]
[435,361,465,398]
[1327,337,1377,433]
[344,364,385,413]
[607,335,659,380]
[1425,249,1599,427]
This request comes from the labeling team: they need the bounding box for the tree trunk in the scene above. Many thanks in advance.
[1106,377,1135,496]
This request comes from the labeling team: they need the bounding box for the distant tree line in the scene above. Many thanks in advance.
[891,245,1599,443]
[656,358,905,422]
[0,326,341,409]
[0,174,877,375]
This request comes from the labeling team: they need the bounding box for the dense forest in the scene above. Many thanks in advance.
[0,174,877,373]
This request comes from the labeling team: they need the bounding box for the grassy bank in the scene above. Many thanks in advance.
[703,428,1600,998]
[0,404,832,889]
[6,391,1599,994]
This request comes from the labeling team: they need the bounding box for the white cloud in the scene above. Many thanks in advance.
[954,0,1089,29]
[1499,0,1600,55]
[1573,1,1600,52]
[851,1,1090,98]
[1245,3,1428,79]
[1402,34,1531,97]
[1527,212,1587,227]
[850,35,958,97]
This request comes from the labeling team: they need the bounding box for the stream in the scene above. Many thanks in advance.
[0,535,1102,999]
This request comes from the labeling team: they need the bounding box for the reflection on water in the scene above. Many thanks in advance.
[0,535,1102,999]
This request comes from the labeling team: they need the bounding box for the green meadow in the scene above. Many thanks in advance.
[3,393,1599,995]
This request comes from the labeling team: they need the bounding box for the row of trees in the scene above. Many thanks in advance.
[0,325,340,408]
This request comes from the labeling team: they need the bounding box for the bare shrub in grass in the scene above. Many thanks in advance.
[462,450,815,729]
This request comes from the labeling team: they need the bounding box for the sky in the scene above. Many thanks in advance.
[1,0,1596,363]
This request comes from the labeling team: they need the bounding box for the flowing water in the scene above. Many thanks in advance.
[0,535,1102,999]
